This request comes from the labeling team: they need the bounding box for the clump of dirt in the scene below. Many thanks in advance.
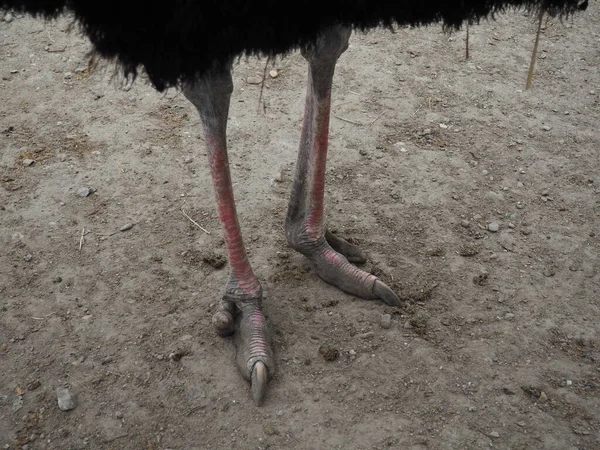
[202,252,227,269]
[319,344,340,362]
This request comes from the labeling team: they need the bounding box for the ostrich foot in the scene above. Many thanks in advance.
[212,297,274,406]
[289,231,401,307]
[325,229,366,264]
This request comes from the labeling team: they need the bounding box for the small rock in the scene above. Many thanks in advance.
[487,222,500,232]
[247,76,263,85]
[12,396,23,412]
[380,314,392,329]
[516,421,525,427]
[461,220,470,228]
[404,321,414,329]
[426,247,445,257]
[348,349,357,356]
[4,12,14,23]
[357,331,375,339]
[119,223,134,232]
[269,69,279,78]
[541,125,552,131]
[459,244,480,257]
[539,391,548,402]
[473,272,488,286]
[56,388,76,411]
[263,423,279,436]
[489,431,500,439]
[77,187,91,197]
[26,380,41,391]
[22,158,34,166]
[566,380,572,386]
[115,411,123,419]
[504,313,515,320]
[274,172,283,182]
[23,254,33,262]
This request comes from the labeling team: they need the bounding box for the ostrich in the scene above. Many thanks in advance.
[1,0,588,405]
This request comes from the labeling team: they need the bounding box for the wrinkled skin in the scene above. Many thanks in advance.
[183,26,400,405]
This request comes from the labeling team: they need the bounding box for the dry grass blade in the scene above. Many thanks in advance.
[526,7,545,89]
[465,23,470,60]
[181,207,211,234]
[79,227,85,251]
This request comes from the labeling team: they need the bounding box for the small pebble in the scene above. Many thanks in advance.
[489,431,500,439]
[4,12,13,22]
[269,69,279,78]
[541,125,552,131]
[56,388,76,411]
[380,314,392,329]
[487,222,500,232]
[539,391,548,402]
[566,380,573,386]
[26,380,41,391]
[22,159,34,166]
[461,220,470,228]
[247,76,263,85]
[505,313,515,320]
[357,331,375,339]
[115,411,123,419]
[77,187,91,197]
[23,254,33,262]
[120,223,134,232]
[274,172,283,182]
[516,421,525,427]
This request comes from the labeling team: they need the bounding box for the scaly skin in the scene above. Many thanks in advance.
[286,26,401,307]
[183,25,401,406]
[184,70,274,405]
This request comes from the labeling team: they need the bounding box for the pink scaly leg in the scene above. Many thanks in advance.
[286,26,401,307]
[183,65,273,405]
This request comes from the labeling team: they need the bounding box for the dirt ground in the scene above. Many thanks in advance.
[1,6,599,450]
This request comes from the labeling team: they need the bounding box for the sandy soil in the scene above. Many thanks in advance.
[1,6,599,450]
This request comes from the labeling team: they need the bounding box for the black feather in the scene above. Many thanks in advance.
[0,1,588,90]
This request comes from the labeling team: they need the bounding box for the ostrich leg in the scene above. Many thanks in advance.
[286,26,401,307]
[183,65,273,405]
